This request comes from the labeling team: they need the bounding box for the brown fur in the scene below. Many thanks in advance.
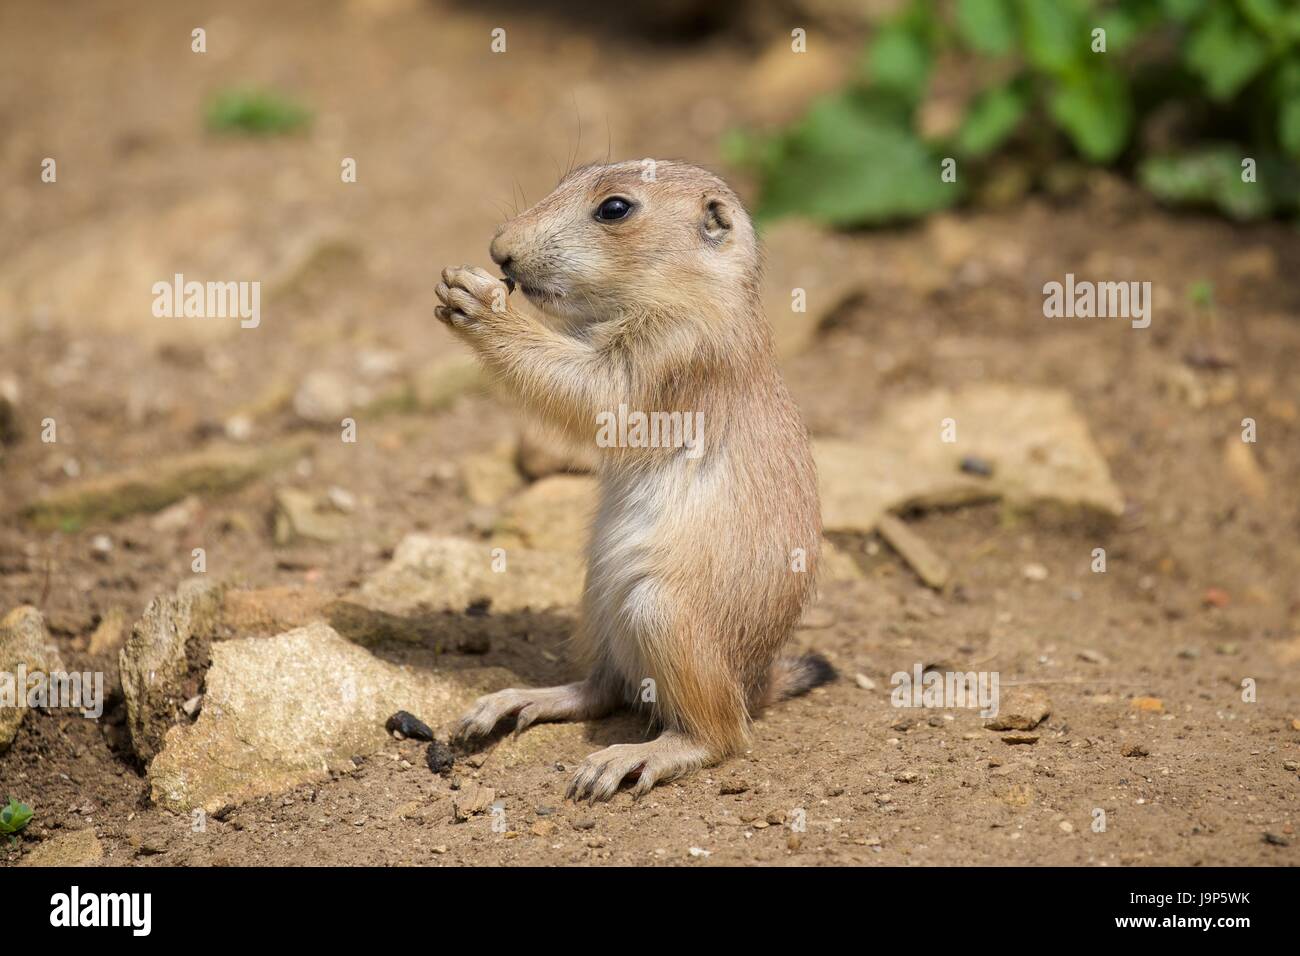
[437,161,824,800]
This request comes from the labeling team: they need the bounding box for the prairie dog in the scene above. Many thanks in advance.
[436,160,832,801]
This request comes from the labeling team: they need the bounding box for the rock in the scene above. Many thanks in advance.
[493,475,596,551]
[1021,562,1049,582]
[147,622,511,813]
[876,514,950,589]
[1122,743,1150,757]
[1131,696,1164,713]
[409,354,483,412]
[451,782,496,821]
[272,488,348,545]
[119,580,224,761]
[0,606,65,751]
[460,446,524,507]
[820,539,865,582]
[1224,436,1269,500]
[817,385,1124,533]
[761,220,866,358]
[853,673,876,690]
[359,534,584,615]
[1001,734,1039,745]
[292,370,369,426]
[221,586,332,635]
[87,606,128,656]
[90,534,113,560]
[22,438,313,530]
[18,828,103,867]
[985,689,1051,731]
[894,770,919,783]
[149,495,201,533]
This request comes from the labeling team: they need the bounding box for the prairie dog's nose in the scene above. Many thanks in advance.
[490,234,513,271]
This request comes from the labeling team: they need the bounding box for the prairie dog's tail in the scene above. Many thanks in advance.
[761,652,838,709]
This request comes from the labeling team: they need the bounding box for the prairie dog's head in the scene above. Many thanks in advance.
[490,160,758,324]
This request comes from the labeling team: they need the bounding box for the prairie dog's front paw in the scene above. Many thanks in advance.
[435,265,511,334]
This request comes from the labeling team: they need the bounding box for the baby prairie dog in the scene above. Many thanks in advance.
[436,160,832,801]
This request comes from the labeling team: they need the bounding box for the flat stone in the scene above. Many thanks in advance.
[147,622,513,813]
[985,688,1052,731]
[220,586,333,635]
[272,488,349,545]
[876,514,950,589]
[460,446,524,507]
[817,385,1123,533]
[359,534,583,615]
[493,475,597,552]
[451,782,496,821]
[119,580,224,761]
[0,606,65,751]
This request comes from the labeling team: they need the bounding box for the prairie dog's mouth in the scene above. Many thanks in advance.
[520,282,563,306]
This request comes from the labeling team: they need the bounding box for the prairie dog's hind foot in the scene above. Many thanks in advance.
[453,680,612,744]
[566,730,718,803]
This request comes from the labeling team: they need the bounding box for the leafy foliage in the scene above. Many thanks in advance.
[206,89,312,135]
[0,797,33,836]
[730,0,1300,225]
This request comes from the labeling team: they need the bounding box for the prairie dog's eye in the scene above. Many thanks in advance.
[595,197,633,221]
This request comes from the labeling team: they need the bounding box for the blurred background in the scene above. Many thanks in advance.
[1,0,1298,866]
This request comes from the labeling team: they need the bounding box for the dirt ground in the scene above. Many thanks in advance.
[2,0,1298,866]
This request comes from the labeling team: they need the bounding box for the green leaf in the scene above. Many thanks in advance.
[0,797,33,835]
[1239,0,1286,33]
[956,0,1017,56]
[754,92,960,227]
[1276,58,1300,157]
[956,82,1029,157]
[1096,9,1143,53]
[1139,148,1274,219]
[1184,7,1269,101]
[1279,99,1300,156]
[1048,69,1133,162]
[866,24,932,103]
[206,89,312,136]
[1017,0,1088,73]
[1160,0,1207,22]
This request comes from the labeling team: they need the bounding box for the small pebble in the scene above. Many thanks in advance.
[1022,563,1048,582]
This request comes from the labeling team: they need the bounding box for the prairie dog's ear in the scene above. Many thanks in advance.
[702,197,733,243]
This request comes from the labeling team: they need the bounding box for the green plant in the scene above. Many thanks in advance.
[206,88,312,135]
[0,797,33,839]
[728,0,1300,226]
